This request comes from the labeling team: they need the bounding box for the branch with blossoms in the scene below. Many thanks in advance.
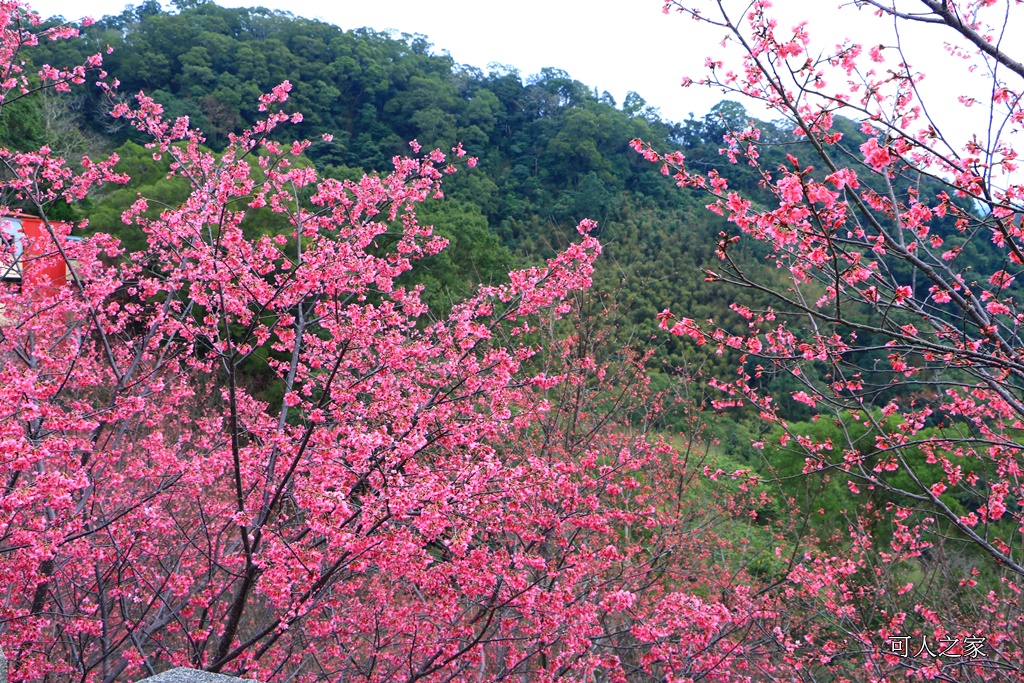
[0,2,112,109]
[635,0,1024,680]
[0,3,122,210]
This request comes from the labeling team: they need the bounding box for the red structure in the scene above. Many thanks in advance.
[1,213,80,292]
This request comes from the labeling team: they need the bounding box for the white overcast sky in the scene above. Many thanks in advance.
[24,0,1020,147]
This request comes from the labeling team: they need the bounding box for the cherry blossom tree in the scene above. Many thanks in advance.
[0,3,782,682]
[637,0,1024,679]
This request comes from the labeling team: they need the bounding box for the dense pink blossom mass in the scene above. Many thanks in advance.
[0,1,755,680]
[1,0,1024,681]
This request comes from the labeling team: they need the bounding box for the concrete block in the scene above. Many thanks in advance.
[136,667,261,683]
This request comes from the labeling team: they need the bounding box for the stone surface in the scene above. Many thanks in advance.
[137,668,261,683]
[0,645,7,683]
